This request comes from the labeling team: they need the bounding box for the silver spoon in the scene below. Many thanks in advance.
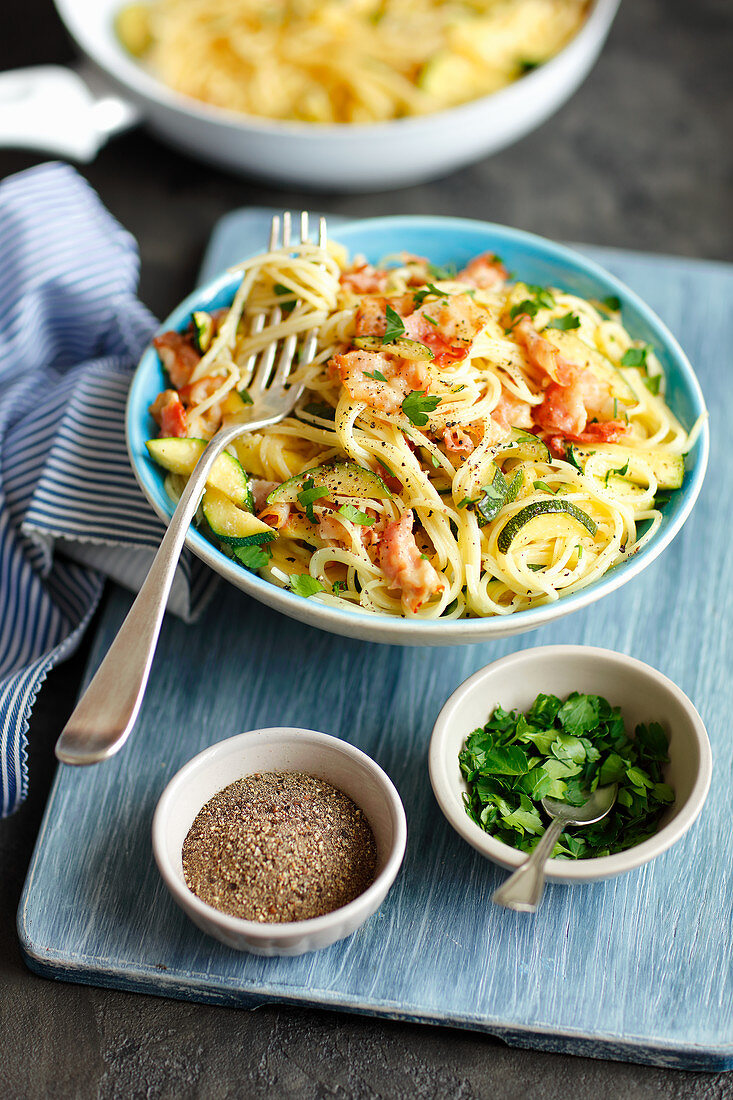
[491,783,618,912]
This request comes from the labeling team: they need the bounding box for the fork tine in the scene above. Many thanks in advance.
[249,214,291,396]
[239,215,281,388]
[270,210,314,390]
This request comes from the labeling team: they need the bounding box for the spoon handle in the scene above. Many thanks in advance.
[491,817,565,912]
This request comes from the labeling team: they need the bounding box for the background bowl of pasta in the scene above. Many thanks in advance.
[51,0,619,189]
[126,215,708,646]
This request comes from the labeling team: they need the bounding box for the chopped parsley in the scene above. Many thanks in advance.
[236,389,254,404]
[401,389,441,427]
[234,544,271,570]
[338,503,375,526]
[297,478,329,522]
[427,261,457,281]
[604,461,629,484]
[644,374,662,395]
[364,368,388,382]
[423,314,438,326]
[273,282,297,314]
[289,573,325,598]
[460,693,674,859]
[601,295,621,312]
[621,344,652,368]
[545,312,580,332]
[331,580,346,595]
[383,304,406,343]
[533,479,557,494]
[412,283,450,308]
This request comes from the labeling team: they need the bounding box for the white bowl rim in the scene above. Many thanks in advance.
[428,644,713,880]
[126,213,710,645]
[152,726,408,938]
[55,0,619,139]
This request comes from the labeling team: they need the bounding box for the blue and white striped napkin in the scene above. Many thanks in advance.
[0,162,219,817]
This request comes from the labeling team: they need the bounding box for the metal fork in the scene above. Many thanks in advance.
[55,212,325,766]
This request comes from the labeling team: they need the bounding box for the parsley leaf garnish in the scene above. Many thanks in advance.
[644,374,661,395]
[297,478,329,522]
[533,479,557,494]
[401,389,440,427]
[601,295,621,312]
[412,283,450,308]
[338,503,375,526]
[234,544,271,570]
[383,304,406,343]
[289,574,325,598]
[364,368,388,382]
[427,262,457,280]
[545,312,580,331]
[236,389,254,404]
[273,282,297,315]
[621,344,652,368]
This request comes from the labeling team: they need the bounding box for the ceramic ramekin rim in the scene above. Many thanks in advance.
[428,645,713,880]
[152,727,408,939]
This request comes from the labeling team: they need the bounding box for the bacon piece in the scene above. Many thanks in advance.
[458,252,509,289]
[331,350,404,413]
[340,262,390,295]
[442,426,475,457]
[513,318,578,386]
[149,390,187,438]
[153,331,201,389]
[378,509,444,614]
[491,388,534,433]
[250,479,279,513]
[258,501,290,529]
[405,294,485,368]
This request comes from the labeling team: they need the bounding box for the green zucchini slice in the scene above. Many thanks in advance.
[146,437,253,510]
[266,462,393,506]
[489,427,551,465]
[566,444,684,491]
[353,335,434,361]
[497,499,597,553]
[202,488,276,546]
[192,311,214,353]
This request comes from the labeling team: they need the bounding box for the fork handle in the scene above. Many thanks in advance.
[55,419,272,765]
[491,817,564,913]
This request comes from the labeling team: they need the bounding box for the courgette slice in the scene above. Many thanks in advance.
[146,437,253,510]
[489,427,551,465]
[202,487,276,546]
[266,462,393,505]
[566,444,684,490]
[353,335,434,361]
[497,499,597,553]
[192,310,214,353]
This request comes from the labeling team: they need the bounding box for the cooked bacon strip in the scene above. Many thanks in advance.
[153,331,200,389]
[513,317,578,386]
[458,252,509,289]
[491,388,534,432]
[534,370,627,442]
[404,294,485,368]
[340,262,389,295]
[378,509,444,614]
[250,479,279,513]
[330,349,430,412]
[149,390,187,438]
[258,501,290,529]
[442,426,476,457]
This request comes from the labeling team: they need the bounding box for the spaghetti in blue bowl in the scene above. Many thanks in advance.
[126,216,708,645]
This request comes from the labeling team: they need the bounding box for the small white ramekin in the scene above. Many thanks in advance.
[429,646,712,883]
[153,727,407,955]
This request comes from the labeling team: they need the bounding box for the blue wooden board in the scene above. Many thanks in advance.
[18,215,733,1071]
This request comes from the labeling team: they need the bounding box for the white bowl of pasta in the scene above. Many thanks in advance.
[126,215,708,646]
[49,0,618,189]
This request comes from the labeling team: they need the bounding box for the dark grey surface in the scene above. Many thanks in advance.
[1,0,732,1096]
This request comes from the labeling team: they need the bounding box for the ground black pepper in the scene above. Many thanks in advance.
[182,772,378,922]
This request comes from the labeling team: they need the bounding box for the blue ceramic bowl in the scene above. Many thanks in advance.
[126,216,708,646]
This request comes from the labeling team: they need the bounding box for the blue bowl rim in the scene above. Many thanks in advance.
[126,214,709,642]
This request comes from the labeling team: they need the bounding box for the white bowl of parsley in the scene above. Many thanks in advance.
[429,646,712,881]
